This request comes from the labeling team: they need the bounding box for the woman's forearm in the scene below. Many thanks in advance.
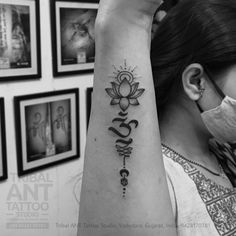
[78,11,176,236]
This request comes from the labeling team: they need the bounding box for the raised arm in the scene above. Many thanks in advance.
[78,0,177,235]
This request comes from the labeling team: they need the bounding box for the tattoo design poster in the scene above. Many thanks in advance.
[25,99,71,162]
[15,90,79,176]
[0,4,31,69]
[60,8,96,65]
[54,1,98,74]
[0,0,39,78]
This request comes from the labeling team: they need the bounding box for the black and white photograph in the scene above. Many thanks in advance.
[14,89,80,176]
[0,0,41,80]
[51,0,98,76]
[0,0,235,235]
[0,98,7,181]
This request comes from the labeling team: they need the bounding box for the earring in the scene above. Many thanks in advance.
[199,88,205,98]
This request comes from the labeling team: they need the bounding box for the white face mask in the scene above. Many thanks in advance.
[201,95,236,144]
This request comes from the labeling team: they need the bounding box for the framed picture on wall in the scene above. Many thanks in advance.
[51,0,99,77]
[14,89,80,176]
[0,0,41,81]
[86,87,93,128]
[0,98,7,181]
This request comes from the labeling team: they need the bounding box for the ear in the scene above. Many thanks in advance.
[182,63,206,101]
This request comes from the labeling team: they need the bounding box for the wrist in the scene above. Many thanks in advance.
[97,0,162,22]
[95,12,152,41]
[95,7,154,33]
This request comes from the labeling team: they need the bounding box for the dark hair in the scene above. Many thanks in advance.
[151,0,236,111]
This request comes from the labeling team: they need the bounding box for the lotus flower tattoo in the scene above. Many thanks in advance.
[105,71,145,111]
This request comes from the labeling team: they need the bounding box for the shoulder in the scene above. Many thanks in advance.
[162,146,194,180]
[209,139,236,187]
[161,146,219,235]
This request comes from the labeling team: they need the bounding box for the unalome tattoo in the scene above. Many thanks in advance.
[105,60,145,198]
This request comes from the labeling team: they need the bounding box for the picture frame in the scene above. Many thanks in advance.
[0,0,41,81]
[86,87,93,128]
[50,0,99,77]
[0,98,7,181]
[14,89,80,176]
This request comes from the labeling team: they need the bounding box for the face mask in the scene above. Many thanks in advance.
[199,67,236,144]
[201,95,236,144]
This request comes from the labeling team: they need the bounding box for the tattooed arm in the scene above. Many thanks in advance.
[78,0,177,235]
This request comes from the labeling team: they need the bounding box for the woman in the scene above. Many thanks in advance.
[78,0,236,235]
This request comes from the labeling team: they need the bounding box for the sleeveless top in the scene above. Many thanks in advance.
[162,145,236,236]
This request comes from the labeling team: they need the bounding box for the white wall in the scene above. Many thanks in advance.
[0,0,92,235]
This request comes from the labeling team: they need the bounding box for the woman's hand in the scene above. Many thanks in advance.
[96,0,163,30]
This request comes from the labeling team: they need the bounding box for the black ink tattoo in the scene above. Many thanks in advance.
[105,60,145,198]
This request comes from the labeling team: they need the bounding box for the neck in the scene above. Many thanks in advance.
[159,101,214,165]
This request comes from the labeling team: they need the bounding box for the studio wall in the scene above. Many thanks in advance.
[0,0,91,235]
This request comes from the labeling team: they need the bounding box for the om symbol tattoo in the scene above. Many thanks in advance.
[105,60,145,198]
